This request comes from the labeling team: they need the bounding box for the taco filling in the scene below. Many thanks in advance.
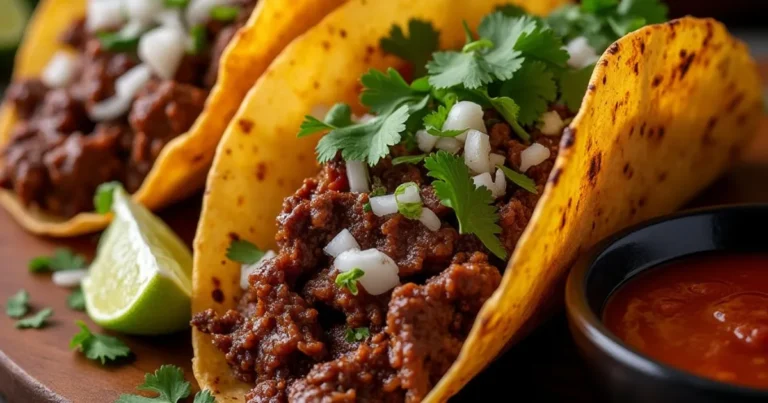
[192,3,668,402]
[0,0,257,218]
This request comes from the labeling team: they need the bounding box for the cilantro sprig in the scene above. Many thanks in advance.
[380,19,440,77]
[6,289,29,318]
[344,327,370,343]
[70,321,131,364]
[335,268,364,295]
[16,308,53,329]
[68,288,86,311]
[226,240,265,265]
[29,248,87,273]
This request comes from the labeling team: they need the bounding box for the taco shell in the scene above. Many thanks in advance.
[191,0,762,401]
[0,0,347,236]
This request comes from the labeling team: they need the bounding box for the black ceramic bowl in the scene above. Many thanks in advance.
[565,204,768,403]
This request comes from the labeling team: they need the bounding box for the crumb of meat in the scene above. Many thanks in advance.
[387,253,502,402]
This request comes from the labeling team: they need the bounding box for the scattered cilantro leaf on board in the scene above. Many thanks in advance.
[499,61,557,125]
[29,248,87,273]
[380,19,440,77]
[70,320,130,364]
[16,308,53,329]
[226,240,265,265]
[6,289,29,318]
[116,365,191,403]
[68,288,86,311]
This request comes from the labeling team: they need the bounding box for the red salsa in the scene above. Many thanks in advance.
[603,254,768,389]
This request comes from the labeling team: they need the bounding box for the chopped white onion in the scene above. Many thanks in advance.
[489,153,506,168]
[394,182,420,204]
[473,172,495,191]
[464,129,492,174]
[538,111,565,136]
[186,0,236,26]
[443,101,487,141]
[520,143,551,172]
[52,269,89,288]
[125,0,163,25]
[435,137,462,154]
[370,194,397,217]
[473,171,505,198]
[116,64,152,98]
[566,36,599,69]
[42,52,79,88]
[89,95,133,121]
[493,168,507,198]
[416,130,438,152]
[334,249,400,295]
[324,229,361,258]
[155,8,184,28]
[346,160,370,193]
[240,250,276,289]
[138,27,187,80]
[418,208,441,231]
[87,0,126,32]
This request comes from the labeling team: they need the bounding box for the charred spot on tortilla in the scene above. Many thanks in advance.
[608,43,620,55]
[652,74,663,87]
[639,41,646,54]
[727,93,745,113]
[561,127,576,149]
[588,153,602,185]
[211,288,224,304]
[255,163,267,181]
[549,168,563,185]
[679,52,696,79]
[238,119,255,134]
[633,62,639,75]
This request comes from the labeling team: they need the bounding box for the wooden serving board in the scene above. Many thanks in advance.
[1,66,767,403]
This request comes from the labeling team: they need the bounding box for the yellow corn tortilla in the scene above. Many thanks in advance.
[0,0,347,236]
[191,1,763,401]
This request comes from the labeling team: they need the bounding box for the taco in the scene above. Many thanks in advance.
[0,0,347,236]
[190,0,763,401]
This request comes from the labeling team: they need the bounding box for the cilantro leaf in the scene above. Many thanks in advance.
[6,289,29,318]
[67,288,86,311]
[499,61,557,125]
[70,321,131,364]
[361,68,427,114]
[496,4,527,17]
[164,0,188,7]
[617,0,668,25]
[226,240,265,265]
[344,327,370,343]
[316,104,409,166]
[29,248,87,273]
[188,25,207,55]
[514,25,569,68]
[424,152,506,259]
[298,116,334,138]
[473,89,529,142]
[116,365,191,403]
[324,103,354,128]
[498,165,538,194]
[423,95,464,137]
[477,13,530,80]
[209,5,239,22]
[193,390,216,403]
[94,181,120,214]
[559,64,595,112]
[97,32,140,52]
[392,154,426,165]
[335,268,364,295]
[380,20,440,77]
[16,308,53,329]
[582,0,619,13]
[427,50,495,90]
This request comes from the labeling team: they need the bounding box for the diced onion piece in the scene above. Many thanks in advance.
[52,269,89,288]
[89,95,133,121]
[115,64,152,98]
[464,129,492,174]
[155,8,184,28]
[435,137,462,154]
[370,194,397,217]
[473,171,505,198]
[346,160,370,193]
[125,0,163,25]
[335,249,399,295]
[416,130,438,152]
[42,52,79,88]
[394,182,420,204]
[138,27,186,80]
[87,0,126,32]
[489,153,505,168]
[240,250,276,289]
[418,208,441,231]
[443,101,487,140]
[520,143,551,172]
[473,172,494,191]
[324,229,361,258]
[538,111,565,136]
[493,168,507,198]
[186,0,235,26]
[566,36,599,69]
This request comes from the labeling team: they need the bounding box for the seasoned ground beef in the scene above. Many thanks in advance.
[192,114,565,402]
[0,1,257,217]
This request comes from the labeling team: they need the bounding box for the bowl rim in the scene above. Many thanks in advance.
[565,203,768,398]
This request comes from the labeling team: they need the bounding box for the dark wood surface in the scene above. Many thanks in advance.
[1,68,767,403]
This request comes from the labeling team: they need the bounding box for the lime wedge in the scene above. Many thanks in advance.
[0,0,30,50]
[82,187,193,335]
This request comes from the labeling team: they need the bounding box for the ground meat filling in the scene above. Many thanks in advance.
[0,1,257,217]
[192,114,565,402]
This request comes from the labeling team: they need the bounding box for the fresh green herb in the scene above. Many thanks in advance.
[360,68,429,115]
[226,240,265,265]
[363,203,372,213]
[70,320,130,364]
[324,103,354,128]
[164,0,188,7]
[188,25,207,55]
[474,89,529,142]
[297,115,335,137]
[29,248,87,273]
[559,63,595,112]
[16,308,53,329]
[193,390,216,403]
[115,365,191,403]
[97,32,140,52]
[94,181,120,214]
[394,182,423,219]
[422,95,463,137]
[209,5,239,22]
[380,19,440,77]
[425,152,506,259]
[499,61,557,125]
[6,289,29,318]
[335,268,365,295]
[344,327,370,343]
[67,288,86,311]
[513,21,569,68]
[392,154,426,165]
[497,165,538,194]
[496,4,527,17]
